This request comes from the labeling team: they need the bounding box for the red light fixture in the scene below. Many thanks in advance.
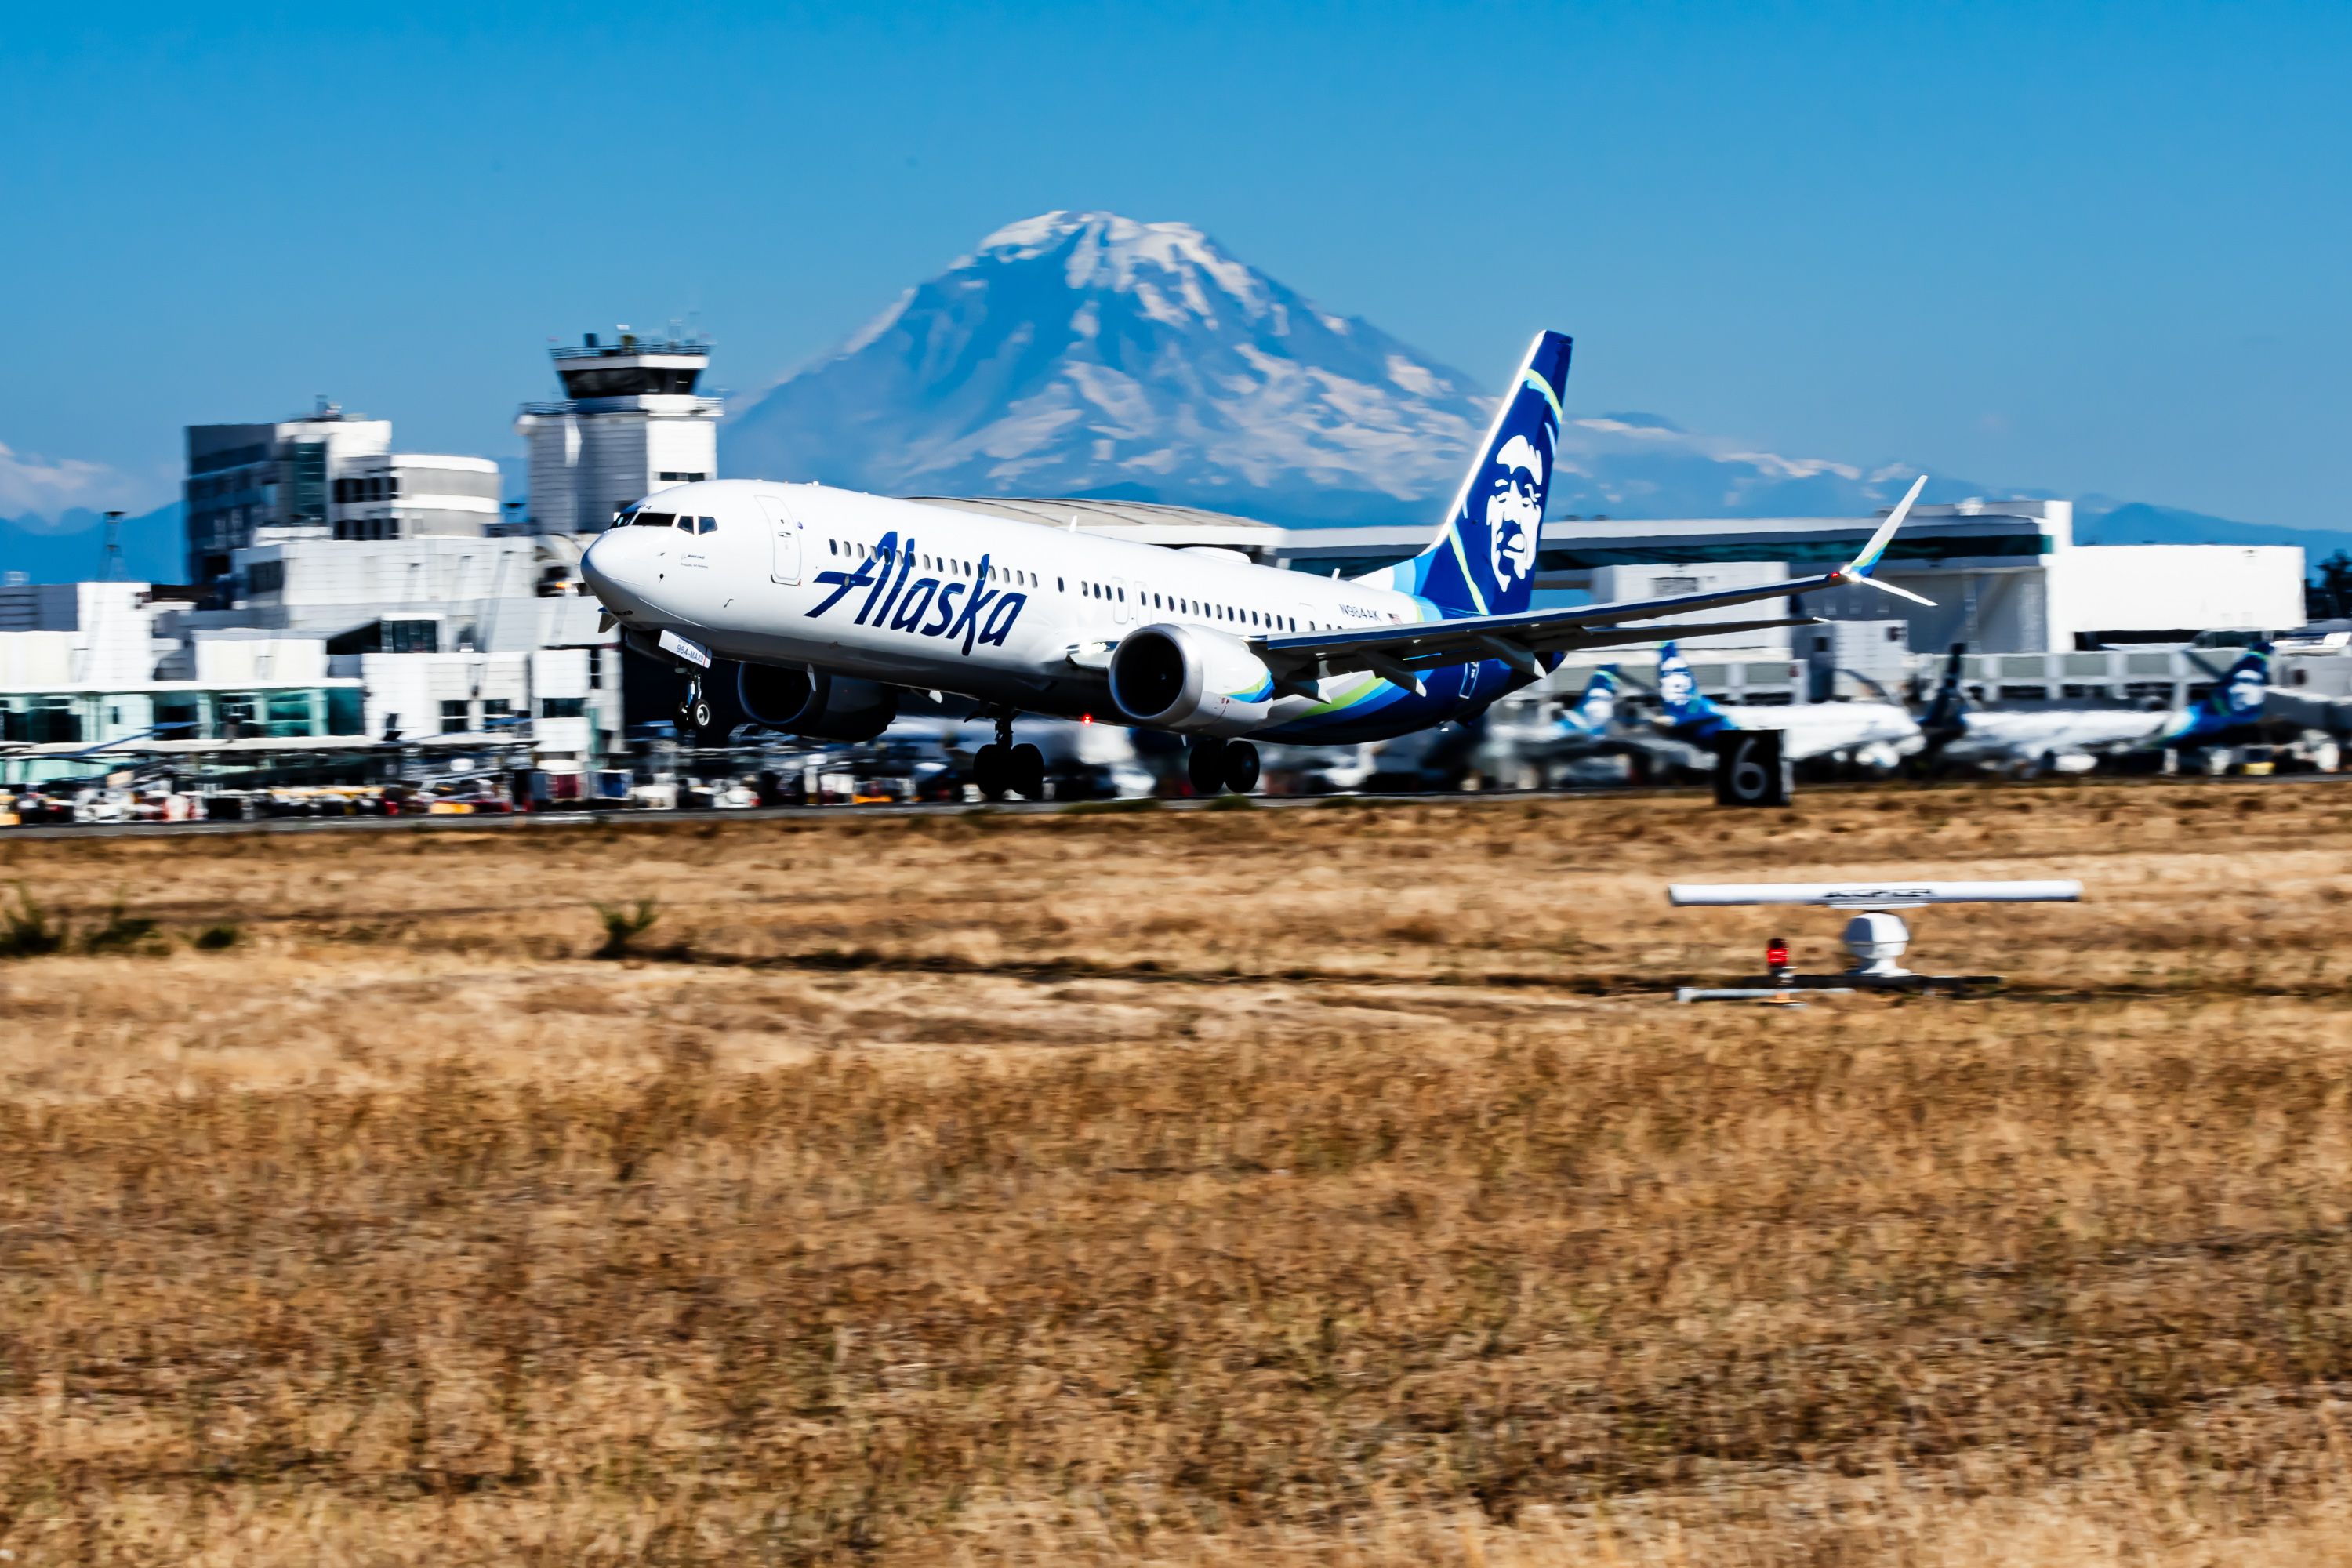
[1765,937,1791,975]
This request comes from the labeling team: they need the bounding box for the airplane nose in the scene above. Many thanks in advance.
[582,530,648,613]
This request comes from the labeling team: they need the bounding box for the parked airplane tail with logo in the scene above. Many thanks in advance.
[2162,645,2271,746]
[1920,642,1971,739]
[1357,330,1572,619]
[1655,641,1735,739]
[1557,666,1619,738]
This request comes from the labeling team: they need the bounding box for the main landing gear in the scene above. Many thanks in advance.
[1187,735,1260,796]
[973,713,1047,800]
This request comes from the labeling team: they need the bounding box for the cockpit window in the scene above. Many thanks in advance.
[697,516,717,534]
[613,507,639,527]
[633,511,676,528]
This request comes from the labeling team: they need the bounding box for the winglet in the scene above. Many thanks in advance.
[1838,474,1929,584]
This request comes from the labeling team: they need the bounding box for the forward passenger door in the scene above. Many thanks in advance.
[760,495,803,586]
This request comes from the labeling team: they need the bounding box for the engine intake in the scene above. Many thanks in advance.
[734,662,898,742]
[1108,623,1277,735]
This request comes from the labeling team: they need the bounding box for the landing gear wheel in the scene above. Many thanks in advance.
[1187,737,1229,796]
[678,672,711,737]
[1010,742,1047,800]
[1221,739,1260,795]
[974,742,1010,800]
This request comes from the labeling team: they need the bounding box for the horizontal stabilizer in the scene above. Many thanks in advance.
[1855,574,1936,608]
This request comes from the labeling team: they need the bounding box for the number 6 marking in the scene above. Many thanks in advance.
[1730,735,1769,799]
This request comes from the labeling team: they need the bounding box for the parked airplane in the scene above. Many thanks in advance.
[582,330,1931,797]
[1653,640,1924,774]
[1555,666,1622,741]
[2156,644,2274,750]
[1480,667,1711,785]
[1919,642,2273,774]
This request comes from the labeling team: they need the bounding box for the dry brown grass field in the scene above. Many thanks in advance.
[5,780,2352,1564]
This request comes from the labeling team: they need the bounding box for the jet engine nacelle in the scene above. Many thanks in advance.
[1109,622,1278,736]
[734,661,898,742]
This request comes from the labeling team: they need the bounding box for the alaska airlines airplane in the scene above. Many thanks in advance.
[1920,641,2272,775]
[581,332,1932,797]
[1652,640,1925,774]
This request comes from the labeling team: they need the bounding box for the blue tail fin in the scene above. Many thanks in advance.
[1558,666,1619,737]
[2165,645,2270,743]
[1656,641,1734,739]
[1359,329,1571,617]
[1921,642,1969,735]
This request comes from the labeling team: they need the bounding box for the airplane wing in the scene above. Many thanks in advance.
[1251,477,1932,696]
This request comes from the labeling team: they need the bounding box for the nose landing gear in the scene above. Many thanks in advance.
[1186,736,1259,796]
[677,674,712,735]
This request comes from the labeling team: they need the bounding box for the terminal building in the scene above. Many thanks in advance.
[0,550,619,787]
[328,452,503,541]
[185,404,390,586]
[187,402,505,586]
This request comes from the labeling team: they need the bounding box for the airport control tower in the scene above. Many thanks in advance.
[515,330,721,534]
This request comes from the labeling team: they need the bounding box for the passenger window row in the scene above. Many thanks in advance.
[823,539,1040,587]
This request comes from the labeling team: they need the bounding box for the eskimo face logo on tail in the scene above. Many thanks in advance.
[1484,433,1544,593]
[1562,668,1617,735]
[1412,332,1570,619]
[2223,654,2266,716]
[806,528,1026,655]
[1657,650,1697,711]
[1655,642,1733,737]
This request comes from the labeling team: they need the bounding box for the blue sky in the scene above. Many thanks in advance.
[5,2,2348,528]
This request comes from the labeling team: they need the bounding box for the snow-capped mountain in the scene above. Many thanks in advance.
[724,212,1490,524]
[722,210,1947,525]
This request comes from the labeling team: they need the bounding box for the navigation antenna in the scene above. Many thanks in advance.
[1666,879,2084,1000]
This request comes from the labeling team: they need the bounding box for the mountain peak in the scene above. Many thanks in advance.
[960,210,1274,329]
[974,209,1204,256]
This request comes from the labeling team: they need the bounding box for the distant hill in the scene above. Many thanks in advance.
[1,502,185,584]
[2074,499,2352,564]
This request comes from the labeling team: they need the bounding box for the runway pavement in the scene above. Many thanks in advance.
[9,768,2350,841]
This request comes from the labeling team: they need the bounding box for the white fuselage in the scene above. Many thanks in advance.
[1691,701,1923,767]
[581,479,1454,736]
[1941,708,2169,768]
